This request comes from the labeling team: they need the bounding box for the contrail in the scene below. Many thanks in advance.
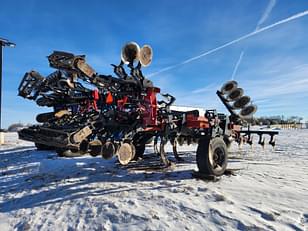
[231,0,276,80]
[231,51,244,80]
[256,0,277,30]
[149,9,308,77]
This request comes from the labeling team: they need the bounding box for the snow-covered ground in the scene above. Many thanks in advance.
[0,130,307,231]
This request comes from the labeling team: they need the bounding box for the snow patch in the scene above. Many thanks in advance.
[0,130,307,230]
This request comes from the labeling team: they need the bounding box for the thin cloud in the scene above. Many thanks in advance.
[192,83,218,94]
[242,66,308,100]
[231,51,245,80]
[230,0,276,80]
[294,63,308,70]
[149,9,308,77]
[256,0,277,30]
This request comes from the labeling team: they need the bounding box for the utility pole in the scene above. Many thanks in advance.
[0,37,16,144]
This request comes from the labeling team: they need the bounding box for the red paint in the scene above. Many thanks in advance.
[142,87,160,127]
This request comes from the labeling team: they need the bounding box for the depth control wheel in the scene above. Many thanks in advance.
[117,143,135,165]
[196,137,228,176]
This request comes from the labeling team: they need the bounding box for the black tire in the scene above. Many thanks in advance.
[133,143,146,159]
[132,133,151,159]
[56,148,85,157]
[35,143,54,151]
[196,137,228,176]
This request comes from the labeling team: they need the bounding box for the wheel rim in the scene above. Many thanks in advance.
[209,145,226,171]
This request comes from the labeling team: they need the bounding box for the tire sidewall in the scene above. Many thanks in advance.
[197,136,228,176]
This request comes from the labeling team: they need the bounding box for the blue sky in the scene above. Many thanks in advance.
[1,0,308,128]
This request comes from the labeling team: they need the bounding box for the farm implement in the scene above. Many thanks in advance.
[17,42,278,176]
